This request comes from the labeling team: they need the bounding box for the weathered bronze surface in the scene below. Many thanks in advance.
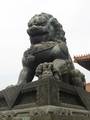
[18,13,85,89]
[0,13,90,119]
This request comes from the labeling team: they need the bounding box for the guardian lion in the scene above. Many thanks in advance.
[18,13,85,88]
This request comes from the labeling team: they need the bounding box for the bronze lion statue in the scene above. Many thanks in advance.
[18,13,85,88]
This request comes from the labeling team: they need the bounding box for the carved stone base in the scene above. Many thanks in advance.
[0,105,90,120]
[0,74,90,111]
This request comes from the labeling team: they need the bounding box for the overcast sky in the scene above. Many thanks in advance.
[0,0,90,90]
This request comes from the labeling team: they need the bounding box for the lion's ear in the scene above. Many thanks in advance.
[49,17,66,43]
[49,17,60,28]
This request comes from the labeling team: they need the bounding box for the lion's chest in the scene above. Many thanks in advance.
[30,44,68,64]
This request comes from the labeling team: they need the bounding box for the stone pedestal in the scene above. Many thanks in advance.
[0,73,90,119]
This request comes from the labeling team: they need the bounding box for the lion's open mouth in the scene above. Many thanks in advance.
[27,26,49,44]
[27,26,48,38]
[30,31,48,37]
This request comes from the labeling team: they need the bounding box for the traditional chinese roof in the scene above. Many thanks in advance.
[86,83,90,92]
[74,54,90,71]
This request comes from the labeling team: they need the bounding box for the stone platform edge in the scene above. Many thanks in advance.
[0,105,90,120]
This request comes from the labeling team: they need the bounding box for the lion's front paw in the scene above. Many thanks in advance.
[35,62,53,77]
[22,55,35,66]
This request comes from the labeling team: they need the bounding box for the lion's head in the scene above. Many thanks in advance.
[27,13,66,44]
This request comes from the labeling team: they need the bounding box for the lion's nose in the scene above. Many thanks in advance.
[29,25,43,35]
[30,25,39,31]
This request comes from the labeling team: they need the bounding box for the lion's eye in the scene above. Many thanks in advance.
[33,22,46,26]
[40,22,46,26]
